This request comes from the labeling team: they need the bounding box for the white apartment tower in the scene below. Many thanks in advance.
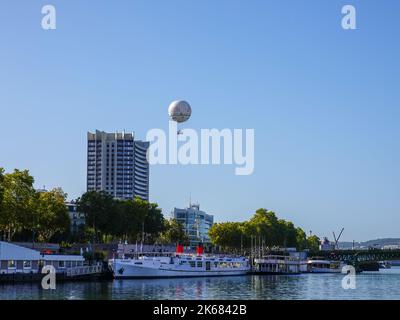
[87,130,149,200]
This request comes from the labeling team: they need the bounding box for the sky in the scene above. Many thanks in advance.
[0,0,399,242]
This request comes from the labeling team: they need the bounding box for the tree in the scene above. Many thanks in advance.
[275,219,298,248]
[77,191,115,242]
[144,201,164,243]
[295,227,308,250]
[307,235,321,252]
[248,209,280,246]
[208,208,314,252]
[209,222,244,251]
[35,188,70,242]
[0,168,4,221]
[77,192,165,243]
[0,168,4,240]
[0,168,4,204]
[112,197,146,242]
[158,218,188,245]
[0,169,36,241]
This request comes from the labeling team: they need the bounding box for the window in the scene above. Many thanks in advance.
[197,262,203,268]
[189,261,196,268]
[7,260,16,269]
[23,260,31,269]
[59,261,65,268]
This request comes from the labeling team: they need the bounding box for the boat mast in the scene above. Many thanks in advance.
[140,221,144,253]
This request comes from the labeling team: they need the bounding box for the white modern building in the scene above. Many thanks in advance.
[87,130,150,200]
[173,204,214,247]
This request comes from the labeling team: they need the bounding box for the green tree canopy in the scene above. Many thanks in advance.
[0,169,36,241]
[307,235,321,252]
[209,222,245,250]
[77,191,116,242]
[209,208,318,252]
[77,192,165,243]
[34,188,70,242]
[158,218,188,245]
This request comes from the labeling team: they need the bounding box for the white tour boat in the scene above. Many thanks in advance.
[109,252,250,279]
[253,255,302,275]
[307,259,345,273]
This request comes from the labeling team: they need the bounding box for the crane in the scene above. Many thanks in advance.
[333,228,345,250]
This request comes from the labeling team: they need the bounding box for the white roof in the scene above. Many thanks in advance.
[308,260,331,264]
[0,241,42,260]
[43,255,84,262]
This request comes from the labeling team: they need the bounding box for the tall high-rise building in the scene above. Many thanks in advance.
[87,130,150,200]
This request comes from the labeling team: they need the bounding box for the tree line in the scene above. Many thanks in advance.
[0,168,187,245]
[208,209,321,253]
[0,168,321,251]
[0,168,70,242]
[76,190,188,245]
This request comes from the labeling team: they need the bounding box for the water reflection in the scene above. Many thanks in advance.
[1,268,400,300]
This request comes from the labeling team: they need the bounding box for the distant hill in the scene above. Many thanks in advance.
[339,238,400,249]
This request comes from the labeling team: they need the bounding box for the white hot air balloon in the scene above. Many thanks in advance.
[168,100,192,135]
[168,100,192,123]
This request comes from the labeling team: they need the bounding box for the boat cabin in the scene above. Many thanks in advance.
[254,255,301,274]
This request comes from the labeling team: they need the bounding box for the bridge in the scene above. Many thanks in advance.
[316,249,400,271]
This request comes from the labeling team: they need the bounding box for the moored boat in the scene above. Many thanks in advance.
[109,253,250,279]
[378,261,392,269]
[307,259,345,273]
[253,255,301,275]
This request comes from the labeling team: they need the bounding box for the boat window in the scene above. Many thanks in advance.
[23,260,31,269]
[7,260,16,269]
[214,262,218,268]
[197,262,203,268]
[189,261,196,268]
[59,261,65,268]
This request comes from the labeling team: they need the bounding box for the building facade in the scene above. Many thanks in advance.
[87,130,150,200]
[173,204,214,246]
[66,202,85,234]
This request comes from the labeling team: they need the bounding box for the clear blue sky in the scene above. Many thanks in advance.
[0,0,399,241]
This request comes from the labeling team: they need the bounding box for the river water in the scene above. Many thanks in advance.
[1,267,400,300]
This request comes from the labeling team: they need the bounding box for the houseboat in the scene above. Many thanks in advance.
[0,241,101,282]
[307,258,345,273]
[253,255,301,275]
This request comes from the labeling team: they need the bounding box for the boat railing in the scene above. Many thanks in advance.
[117,252,248,261]
[65,264,102,277]
[255,255,301,263]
